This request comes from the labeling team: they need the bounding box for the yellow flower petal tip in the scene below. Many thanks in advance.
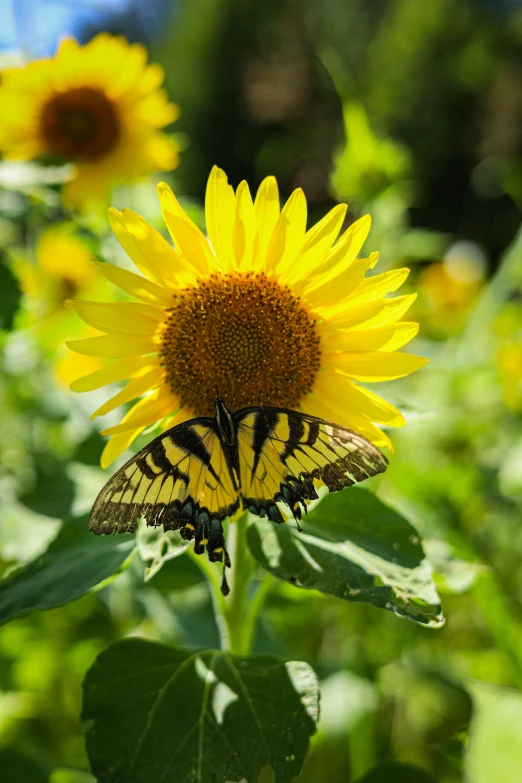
[0,33,180,211]
[67,166,427,466]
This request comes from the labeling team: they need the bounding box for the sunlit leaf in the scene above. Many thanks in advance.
[136,520,190,582]
[0,518,136,624]
[247,489,443,626]
[82,638,319,783]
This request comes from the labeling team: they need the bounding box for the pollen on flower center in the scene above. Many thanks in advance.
[40,87,120,162]
[160,272,321,415]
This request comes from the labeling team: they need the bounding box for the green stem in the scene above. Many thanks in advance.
[224,512,253,654]
[241,573,274,655]
[189,513,272,656]
[187,548,230,650]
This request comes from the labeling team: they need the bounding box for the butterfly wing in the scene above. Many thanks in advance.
[234,406,388,523]
[89,417,240,561]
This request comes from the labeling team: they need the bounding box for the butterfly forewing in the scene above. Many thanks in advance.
[89,418,239,538]
[234,406,388,523]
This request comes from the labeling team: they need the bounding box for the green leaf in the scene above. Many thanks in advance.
[353,761,437,782]
[465,682,522,783]
[82,638,319,783]
[247,489,443,627]
[0,254,21,330]
[136,520,190,582]
[0,518,136,624]
[19,452,75,519]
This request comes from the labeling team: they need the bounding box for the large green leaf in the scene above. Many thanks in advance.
[465,682,522,783]
[247,489,443,626]
[0,518,136,624]
[82,638,319,783]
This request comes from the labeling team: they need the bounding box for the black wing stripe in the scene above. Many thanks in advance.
[305,420,320,447]
[280,414,305,464]
[250,408,278,481]
[168,426,222,486]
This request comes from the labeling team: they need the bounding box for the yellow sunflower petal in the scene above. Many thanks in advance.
[283,203,347,286]
[233,181,256,271]
[119,208,193,288]
[157,182,217,275]
[324,322,419,353]
[305,252,379,308]
[324,293,418,331]
[108,209,179,289]
[312,368,405,426]
[266,188,307,273]
[319,268,410,318]
[70,355,161,392]
[205,165,236,273]
[312,214,372,281]
[101,427,147,469]
[253,176,280,271]
[100,387,176,436]
[334,351,429,382]
[67,334,160,358]
[68,300,164,335]
[347,268,410,305]
[94,261,172,306]
[91,368,166,420]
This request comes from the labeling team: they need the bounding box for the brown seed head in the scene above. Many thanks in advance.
[40,87,120,162]
[160,272,321,415]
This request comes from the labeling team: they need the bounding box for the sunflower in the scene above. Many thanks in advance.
[67,166,427,468]
[13,223,108,386]
[0,34,179,210]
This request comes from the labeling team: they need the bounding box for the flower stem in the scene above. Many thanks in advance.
[187,548,230,650]
[224,512,253,655]
[241,572,274,654]
[188,513,272,656]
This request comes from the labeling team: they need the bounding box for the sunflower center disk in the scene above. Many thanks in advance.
[40,87,120,162]
[161,272,321,415]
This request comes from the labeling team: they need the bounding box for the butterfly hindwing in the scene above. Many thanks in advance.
[234,406,388,523]
[89,417,240,560]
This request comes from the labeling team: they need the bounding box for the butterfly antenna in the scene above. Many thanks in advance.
[225,364,241,409]
[180,384,213,403]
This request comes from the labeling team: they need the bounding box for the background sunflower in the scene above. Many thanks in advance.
[0,33,179,210]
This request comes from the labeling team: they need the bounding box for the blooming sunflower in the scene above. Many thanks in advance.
[67,166,427,469]
[0,34,179,210]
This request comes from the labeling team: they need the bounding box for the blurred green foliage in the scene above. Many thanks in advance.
[1,0,522,781]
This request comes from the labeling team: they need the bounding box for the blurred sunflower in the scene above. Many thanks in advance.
[0,33,179,210]
[67,166,427,468]
[417,244,486,337]
[13,223,106,386]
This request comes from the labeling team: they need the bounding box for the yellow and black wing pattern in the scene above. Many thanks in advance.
[89,418,239,564]
[234,406,388,525]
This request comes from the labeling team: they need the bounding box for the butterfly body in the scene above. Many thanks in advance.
[89,397,389,590]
